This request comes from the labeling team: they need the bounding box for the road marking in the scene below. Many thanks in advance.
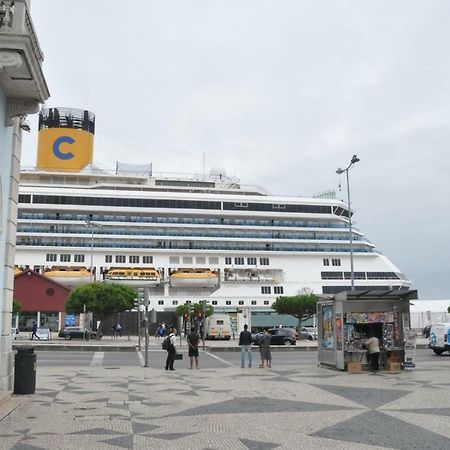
[205,352,235,367]
[137,351,145,367]
[90,352,104,367]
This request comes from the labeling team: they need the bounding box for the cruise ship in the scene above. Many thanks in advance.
[15,108,411,311]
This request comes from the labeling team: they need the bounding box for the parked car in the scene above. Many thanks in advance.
[429,323,450,355]
[58,327,101,340]
[11,327,20,340]
[34,327,51,341]
[253,328,297,345]
[300,327,318,340]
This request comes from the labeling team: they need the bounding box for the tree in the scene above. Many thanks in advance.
[272,293,319,331]
[175,302,214,325]
[66,283,136,330]
[13,299,21,315]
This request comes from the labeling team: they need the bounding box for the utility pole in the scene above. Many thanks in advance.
[143,288,150,368]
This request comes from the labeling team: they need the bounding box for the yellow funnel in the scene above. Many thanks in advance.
[36,107,95,171]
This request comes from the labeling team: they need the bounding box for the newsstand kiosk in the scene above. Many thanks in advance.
[317,289,417,372]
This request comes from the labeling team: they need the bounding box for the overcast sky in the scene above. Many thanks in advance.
[22,1,450,299]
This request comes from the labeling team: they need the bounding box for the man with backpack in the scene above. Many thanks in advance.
[164,327,177,371]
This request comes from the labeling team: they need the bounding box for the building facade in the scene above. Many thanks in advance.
[0,0,49,392]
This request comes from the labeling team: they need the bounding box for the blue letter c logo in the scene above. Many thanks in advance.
[53,136,75,160]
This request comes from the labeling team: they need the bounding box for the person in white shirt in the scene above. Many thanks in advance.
[165,327,177,371]
[365,332,380,371]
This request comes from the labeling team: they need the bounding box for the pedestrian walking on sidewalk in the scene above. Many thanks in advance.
[187,330,200,369]
[31,321,40,340]
[258,328,272,368]
[239,324,253,368]
[116,323,122,337]
[165,327,177,371]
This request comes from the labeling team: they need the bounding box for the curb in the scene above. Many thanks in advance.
[13,344,137,352]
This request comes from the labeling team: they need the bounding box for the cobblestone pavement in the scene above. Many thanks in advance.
[1,357,449,450]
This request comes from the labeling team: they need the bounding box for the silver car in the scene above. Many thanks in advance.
[35,327,52,340]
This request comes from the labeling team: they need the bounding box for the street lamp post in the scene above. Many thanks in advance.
[336,155,360,291]
[85,220,100,280]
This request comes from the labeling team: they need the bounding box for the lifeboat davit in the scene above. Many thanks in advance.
[103,268,161,286]
[44,266,93,286]
[170,268,219,288]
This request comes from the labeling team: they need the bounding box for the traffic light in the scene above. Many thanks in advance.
[133,298,141,309]
[189,303,194,316]
[197,311,203,318]
[183,313,188,320]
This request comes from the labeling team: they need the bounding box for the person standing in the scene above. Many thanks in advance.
[165,327,177,371]
[31,321,40,340]
[259,328,272,368]
[365,332,380,371]
[187,329,200,369]
[116,323,122,337]
[239,324,253,368]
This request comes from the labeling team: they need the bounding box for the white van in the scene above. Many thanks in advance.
[429,323,450,355]
[204,314,231,340]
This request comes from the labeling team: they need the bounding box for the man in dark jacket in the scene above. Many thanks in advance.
[239,324,253,368]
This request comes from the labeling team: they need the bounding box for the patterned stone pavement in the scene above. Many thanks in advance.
[1,359,450,449]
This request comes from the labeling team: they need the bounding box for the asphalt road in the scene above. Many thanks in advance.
[34,348,447,370]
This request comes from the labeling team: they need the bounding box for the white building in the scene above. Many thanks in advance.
[0,0,49,392]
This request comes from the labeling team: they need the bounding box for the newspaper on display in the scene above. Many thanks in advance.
[403,329,416,370]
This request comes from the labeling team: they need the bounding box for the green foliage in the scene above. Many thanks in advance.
[272,293,319,331]
[66,283,136,320]
[13,299,22,315]
[448,305,450,314]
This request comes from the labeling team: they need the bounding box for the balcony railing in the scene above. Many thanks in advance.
[0,0,44,61]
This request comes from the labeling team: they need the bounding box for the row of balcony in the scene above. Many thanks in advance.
[17,225,365,242]
[16,237,374,253]
[18,212,350,229]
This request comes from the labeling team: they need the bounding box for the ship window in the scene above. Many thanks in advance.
[105,255,112,263]
[115,255,126,263]
[274,286,284,294]
[261,286,271,294]
[344,272,366,280]
[129,255,140,264]
[46,253,57,262]
[239,301,244,305]
[247,257,257,265]
[143,256,153,264]
[60,254,71,262]
[158,300,164,305]
[209,257,219,264]
[196,257,206,264]
[264,300,270,305]
[225,257,232,265]
[170,256,180,264]
[323,258,329,266]
[273,204,285,209]
[172,300,178,305]
[251,300,257,305]
[212,300,218,305]
[74,254,85,263]
[321,271,344,280]
[332,258,341,266]
[183,257,193,264]
[226,300,231,305]
[234,257,244,265]
[259,257,269,266]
